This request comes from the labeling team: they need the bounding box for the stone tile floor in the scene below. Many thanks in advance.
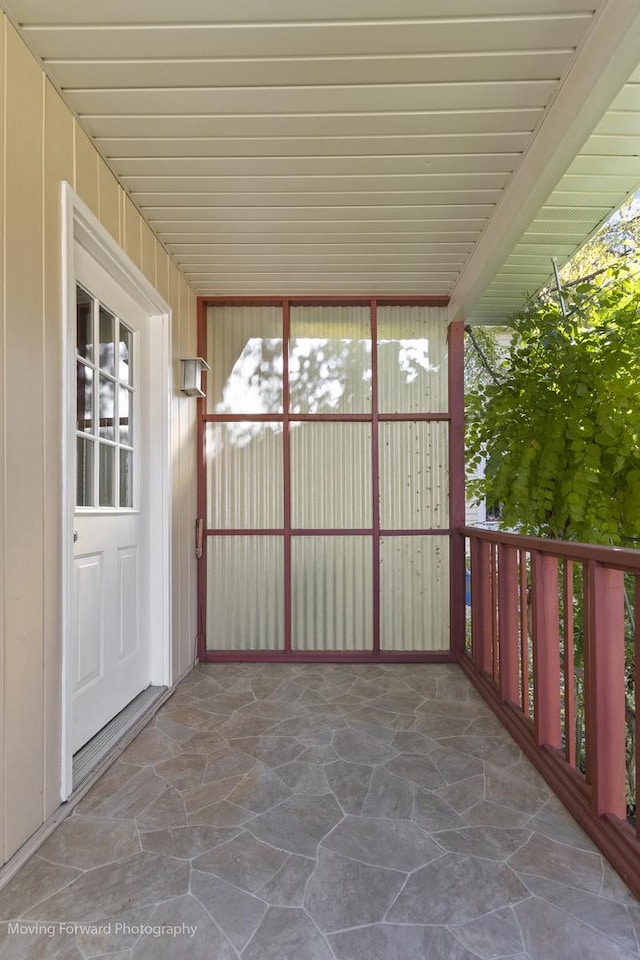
[1,662,639,959]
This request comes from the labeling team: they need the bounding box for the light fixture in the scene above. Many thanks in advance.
[180,357,210,398]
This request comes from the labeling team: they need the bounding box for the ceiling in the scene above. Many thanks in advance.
[5,0,640,321]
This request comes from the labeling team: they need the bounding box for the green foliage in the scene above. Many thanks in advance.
[463,326,507,391]
[561,196,640,284]
[466,267,640,545]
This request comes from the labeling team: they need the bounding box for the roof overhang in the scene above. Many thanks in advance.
[4,0,640,320]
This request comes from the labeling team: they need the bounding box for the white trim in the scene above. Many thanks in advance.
[60,182,172,800]
[448,0,640,322]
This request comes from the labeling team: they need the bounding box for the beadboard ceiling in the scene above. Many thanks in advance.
[5,0,640,321]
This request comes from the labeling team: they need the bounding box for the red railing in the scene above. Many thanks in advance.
[462,526,640,897]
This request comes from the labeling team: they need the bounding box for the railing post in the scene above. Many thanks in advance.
[532,552,562,750]
[586,562,626,820]
[498,544,519,704]
[470,536,492,675]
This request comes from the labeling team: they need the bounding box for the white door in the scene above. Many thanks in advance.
[71,245,152,752]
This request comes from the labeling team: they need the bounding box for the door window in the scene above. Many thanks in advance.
[76,283,135,509]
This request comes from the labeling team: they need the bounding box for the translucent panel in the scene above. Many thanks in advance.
[292,537,372,651]
[291,422,371,529]
[119,386,132,445]
[99,443,116,507]
[99,375,115,440]
[76,361,93,434]
[119,322,133,385]
[120,449,133,508]
[379,421,449,529]
[206,537,284,650]
[76,285,93,361]
[377,306,449,413]
[206,421,283,529]
[289,305,371,413]
[99,306,115,374]
[207,305,283,414]
[380,536,450,651]
[76,437,94,507]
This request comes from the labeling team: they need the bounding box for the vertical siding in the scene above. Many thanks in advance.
[155,241,169,302]
[169,261,183,680]
[97,156,120,244]
[0,18,198,865]
[42,79,73,822]
[4,20,45,860]
[177,274,198,677]
[184,286,198,666]
[140,220,156,287]
[0,14,7,866]
[73,122,99,219]
[123,194,141,269]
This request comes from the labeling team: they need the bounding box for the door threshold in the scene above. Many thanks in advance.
[72,685,166,791]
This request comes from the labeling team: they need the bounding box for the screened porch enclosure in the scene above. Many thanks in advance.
[198,300,464,661]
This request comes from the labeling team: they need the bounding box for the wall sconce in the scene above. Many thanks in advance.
[180,357,210,398]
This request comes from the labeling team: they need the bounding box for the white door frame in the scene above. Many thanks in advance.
[60,182,172,800]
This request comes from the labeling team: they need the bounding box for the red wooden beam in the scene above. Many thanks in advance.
[448,321,465,658]
[463,526,640,573]
[636,576,640,840]
[519,549,530,716]
[498,544,520,704]
[371,299,381,656]
[470,537,493,675]
[563,559,577,767]
[532,552,562,750]
[198,296,450,307]
[587,562,627,819]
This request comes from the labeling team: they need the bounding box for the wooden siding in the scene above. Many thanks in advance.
[0,16,197,865]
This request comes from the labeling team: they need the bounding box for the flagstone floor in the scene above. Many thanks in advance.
[0,662,638,959]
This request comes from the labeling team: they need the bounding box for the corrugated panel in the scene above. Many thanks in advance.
[291,423,372,529]
[206,304,282,414]
[379,421,449,530]
[380,536,450,651]
[377,306,449,413]
[206,537,284,650]
[290,305,371,414]
[291,537,372,651]
[206,422,283,529]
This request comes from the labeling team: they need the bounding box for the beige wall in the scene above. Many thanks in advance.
[0,17,197,865]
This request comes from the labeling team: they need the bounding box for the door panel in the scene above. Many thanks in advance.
[73,554,103,692]
[72,245,151,752]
